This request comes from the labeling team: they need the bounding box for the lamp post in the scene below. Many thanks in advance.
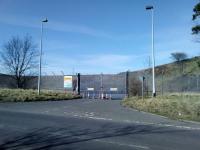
[146,6,156,97]
[38,18,48,95]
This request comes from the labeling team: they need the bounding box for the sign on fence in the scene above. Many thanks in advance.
[87,88,94,91]
[64,76,72,88]
[110,88,118,91]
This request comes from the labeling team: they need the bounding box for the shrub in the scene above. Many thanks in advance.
[122,93,200,122]
[0,89,81,102]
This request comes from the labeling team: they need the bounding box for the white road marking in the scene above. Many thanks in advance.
[94,139,150,149]
[68,113,200,130]
[53,106,200,131]
[50,132,149,149]
[88,116,113,121]
[82,101,96,104]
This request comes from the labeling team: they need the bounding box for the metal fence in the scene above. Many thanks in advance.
[135,74,200,97]
[1,72,199,98]
[79,74,127,99]
[0,73,128,99]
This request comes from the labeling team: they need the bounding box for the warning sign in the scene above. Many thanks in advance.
[64,76,72,88]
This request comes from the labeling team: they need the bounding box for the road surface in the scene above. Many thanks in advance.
[0,99,200,150]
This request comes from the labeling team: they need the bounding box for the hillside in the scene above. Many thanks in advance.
[126,56,200,95]
[129,56,200,77]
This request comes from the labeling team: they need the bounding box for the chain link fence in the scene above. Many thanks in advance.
[1,72,199,98]
[132,73,200,97]
[79,74,127,99]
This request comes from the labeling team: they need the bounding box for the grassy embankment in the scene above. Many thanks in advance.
[0,89,81,102]
[122,93,200,122]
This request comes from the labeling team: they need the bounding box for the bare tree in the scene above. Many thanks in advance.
[170,52,188,73]
[171,52,188,62]
[0,35,38,88]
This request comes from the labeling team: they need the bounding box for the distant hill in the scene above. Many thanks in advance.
[126,56,200,78]
[120,56,200,95]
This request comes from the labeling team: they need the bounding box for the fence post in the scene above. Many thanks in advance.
[187,76,190,92]
[161,70,164,96]
[126,71,129,98]
[197,75,199,92]
[101,73,104,99]
[142,76,145,100]
[77,73,80,95]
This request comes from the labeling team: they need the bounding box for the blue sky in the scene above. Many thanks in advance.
[0,0,199,75]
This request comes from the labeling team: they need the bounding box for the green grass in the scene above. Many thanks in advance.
[122,93,200,122]
[0,89,81,102]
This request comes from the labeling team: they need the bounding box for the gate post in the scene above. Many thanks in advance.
[77,73,80,95]
[126,71,129,98]
[101,73,104,99]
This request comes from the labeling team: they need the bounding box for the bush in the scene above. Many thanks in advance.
[122,93,200,122]
[0,89,81,102]
[129,76,142,96]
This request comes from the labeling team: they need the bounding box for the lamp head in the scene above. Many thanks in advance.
[42,18,48,22]
[146,6,154,10]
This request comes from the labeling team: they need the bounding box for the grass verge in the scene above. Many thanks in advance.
[122,93,200,122]
[0,89,81,102]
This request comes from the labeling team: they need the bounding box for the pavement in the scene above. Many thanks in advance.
[0,99,200,150]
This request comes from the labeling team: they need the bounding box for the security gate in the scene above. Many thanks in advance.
[79,73,128,99]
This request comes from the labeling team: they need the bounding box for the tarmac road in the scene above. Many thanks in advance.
[0,99,200,150]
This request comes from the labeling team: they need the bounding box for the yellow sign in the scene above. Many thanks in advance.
[64,76,72,88]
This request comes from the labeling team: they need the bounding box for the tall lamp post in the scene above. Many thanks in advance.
[38,18,48,95]
[146,6,156,97]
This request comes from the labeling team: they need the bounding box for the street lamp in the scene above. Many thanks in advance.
[146,5,156,97]
[38,18,48,95]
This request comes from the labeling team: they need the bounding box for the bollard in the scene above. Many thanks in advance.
[101,93,104,100]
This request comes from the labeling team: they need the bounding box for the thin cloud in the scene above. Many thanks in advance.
[48,21,114,39]
[0,14,114,39]
[42,53,147,74]
[0,14,146,41]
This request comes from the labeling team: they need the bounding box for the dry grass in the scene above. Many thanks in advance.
[0,89,81,102]
[122,93,200,122]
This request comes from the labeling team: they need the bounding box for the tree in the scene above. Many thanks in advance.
[0,35,38,88]
[192,2,200,35]
[171,52,188,62]
[170,52,188,73]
